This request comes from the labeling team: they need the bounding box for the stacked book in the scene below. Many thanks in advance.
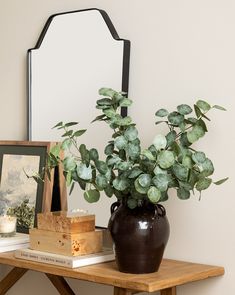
[0,233,29,253]
[15,211,114,268]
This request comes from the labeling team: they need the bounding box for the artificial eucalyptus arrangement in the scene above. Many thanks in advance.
[46,88,227,208]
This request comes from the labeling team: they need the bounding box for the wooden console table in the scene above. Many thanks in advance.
[0,251,224,295]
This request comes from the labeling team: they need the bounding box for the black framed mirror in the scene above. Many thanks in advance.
[27,8,130,226]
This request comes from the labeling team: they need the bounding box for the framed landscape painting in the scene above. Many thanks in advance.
[0,141,54,233]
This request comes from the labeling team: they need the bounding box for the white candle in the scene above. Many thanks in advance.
[0,215,17,234]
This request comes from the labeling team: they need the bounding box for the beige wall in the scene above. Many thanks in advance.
[0,0,234,294]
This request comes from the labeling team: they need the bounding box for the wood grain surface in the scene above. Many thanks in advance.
[0,252,224,293]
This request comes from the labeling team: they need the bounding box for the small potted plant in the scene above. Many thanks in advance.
[46,88,228,274]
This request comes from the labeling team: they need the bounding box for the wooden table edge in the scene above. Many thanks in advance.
[0,252,225,293]
[148,266,225,292]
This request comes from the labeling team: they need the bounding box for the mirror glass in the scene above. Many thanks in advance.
[28,9,130,227]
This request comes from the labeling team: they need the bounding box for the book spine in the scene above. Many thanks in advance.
[15,250,72,268]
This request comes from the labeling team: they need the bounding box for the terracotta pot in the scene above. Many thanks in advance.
[108,201,170,274]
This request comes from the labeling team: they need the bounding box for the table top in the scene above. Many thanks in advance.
[0,252,224,292]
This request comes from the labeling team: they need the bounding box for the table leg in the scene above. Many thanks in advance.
[160,286,177,295]
[0,267,28,295]
[45,273,76,295]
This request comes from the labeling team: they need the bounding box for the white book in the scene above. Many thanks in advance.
[0,243,29,253]
[0,233,29,247]
[15,248,115,268]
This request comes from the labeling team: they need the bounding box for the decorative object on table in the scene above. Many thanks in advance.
[0,214,17,237]
[0,232,29,253]
[29,211,102,256]
[15,247,114,268]
[0,141,58,233]
[42,88,228,274]
[37,210,95,233]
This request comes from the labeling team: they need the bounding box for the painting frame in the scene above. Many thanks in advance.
[0,141,63,233]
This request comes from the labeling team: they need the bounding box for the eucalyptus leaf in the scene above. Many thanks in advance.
[116,161,130,171]
[160,191,169,202]
[187,125,205,143]
[142,149,155,161]
[214,177,229,185]
[73,129,86,137]
[182,155,193,169]
[153,134,167,150]
[117,116,132,126]
[157,151,175,169]
[197,118,208,132]
[113,177,129,191]
[179,181,193,191]
[166,130,177,147]
[124,126,138,141]
[128,167,143,178]
[103,108,116,118]
[126,143,141,160]
[98,87,116,97]
[52,121,63,129]
[89,148,99,161]
[196,178,212,191]
[61,138,72,150]
[65,171,72,186]
[96,97,112,106]
[177,104,193,115]
[127,198,138,209]
[138,174,152,188]
[172,164,189,181]
[199,158,214,177]
[104,185,114,197]
[179,122,186,132]
[62,130,73,137]
[96,160,108,175]
[114,136,128,150]
[152,174,170,192]
[212,105,226,111]
[63,156,76,171]
[134,179,149,194]
[84,189,100,203]
[177,188,190,200]
[194,104,202,118]
[119,98,133,107]
[107,155,121,166]
[186,117,198,124]
[91,114,106,123]
[192,152,206,164]
[96,174,108,189]
[64,122,78,128]
[104,143,114,155]
[153,166,167,175]
[69,182,75,195]
[180,133,192,147]
[79,144,89,163]
[196,100,211,112]
[188,170,199,187]
[76,164,92,180]
[147,186,161,204]
[167,111,184,126]
[50,144,61,157]
[155,109,169,117]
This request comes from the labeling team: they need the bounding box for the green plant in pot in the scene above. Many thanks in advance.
[47,88,228,274]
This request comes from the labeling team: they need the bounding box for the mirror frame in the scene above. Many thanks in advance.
[27,8,130,139]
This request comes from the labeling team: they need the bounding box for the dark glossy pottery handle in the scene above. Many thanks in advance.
[154,204,166,217]
[110,201,121,214]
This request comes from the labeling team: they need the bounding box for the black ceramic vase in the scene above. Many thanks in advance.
[108,201,170,274]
